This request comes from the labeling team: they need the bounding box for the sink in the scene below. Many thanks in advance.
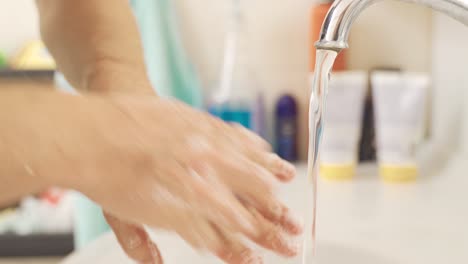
[63,160,468,263]
[63,232,397,264]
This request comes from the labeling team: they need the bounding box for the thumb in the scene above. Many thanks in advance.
[104,211,163,264]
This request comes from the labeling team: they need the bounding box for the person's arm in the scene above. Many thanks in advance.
[0,88,301,264]
[36,1,159,261]
[36,0,152,94]
[0,88,81,208]
[33,2,302,263]
[0,90,50,207]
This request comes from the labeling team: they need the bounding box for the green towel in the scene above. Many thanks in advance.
[73,193,110,249]
[131,0,203,108]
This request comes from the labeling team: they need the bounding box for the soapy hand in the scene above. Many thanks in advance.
[56,95,302,263]
[35,0,301,261]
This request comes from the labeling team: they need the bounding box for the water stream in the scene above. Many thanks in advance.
[302,49,338,263]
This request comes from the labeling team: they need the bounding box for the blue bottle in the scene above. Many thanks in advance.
[275,95,298,162]
[209,101,252,129]
[208,0,257,129]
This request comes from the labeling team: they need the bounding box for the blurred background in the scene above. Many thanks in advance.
[1,0,468,263]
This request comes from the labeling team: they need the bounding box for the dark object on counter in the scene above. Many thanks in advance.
[275,95,298,162]
[0,69,54,80]
[358,92,377,162]
[0,69,56,90]
[358,67,401,162]
[0,233,74,257]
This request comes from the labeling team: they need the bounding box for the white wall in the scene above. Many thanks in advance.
[349,1,432,71]
[0,0,40,56]
[431,13,468,154]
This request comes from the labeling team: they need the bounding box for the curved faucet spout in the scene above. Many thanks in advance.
[316,0,468,51]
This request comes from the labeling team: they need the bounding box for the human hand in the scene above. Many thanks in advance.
[49,95,302,263]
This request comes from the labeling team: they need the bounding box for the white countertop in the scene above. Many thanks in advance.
[63,157,468,264]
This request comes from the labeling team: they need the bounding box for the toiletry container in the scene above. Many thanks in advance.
[371,71,429,182]
[275,95,298,162]
[252,92,266,139]
[209,0,255,129]
[209,75,255,129]
[320,72,367,180]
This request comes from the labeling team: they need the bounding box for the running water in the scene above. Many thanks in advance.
[302,49,338,263]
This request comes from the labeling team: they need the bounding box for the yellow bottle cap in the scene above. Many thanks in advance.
[11,40,56,70]
[0,208,15,222]
[320,163,355,180]
[379,164,418,183]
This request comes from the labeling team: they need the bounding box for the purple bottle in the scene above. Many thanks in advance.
[275,95,298,162]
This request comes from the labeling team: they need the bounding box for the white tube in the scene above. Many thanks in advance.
[371,72,429,182]
[320,71,367,180]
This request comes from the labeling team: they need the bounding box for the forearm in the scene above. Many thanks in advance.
[36,0,153,93]
[0,134,44,208]
[0,89,49,206]
[0,89,87,207]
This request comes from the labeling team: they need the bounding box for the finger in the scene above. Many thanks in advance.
[104,212,163,264]
[187,166,259,238]
[156,162,259,238]
[174,216,262,264]
[229,124,296,182]
[173,214,222,252]
[212,225,263,264]
[251,152,296,182]
[229,123,272,151]
[217,158,301,234]
[218,156,277,198]
[251,195,303,236]
[245,205,301,258]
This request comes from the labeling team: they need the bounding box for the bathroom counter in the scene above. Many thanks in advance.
[63,158,468,263]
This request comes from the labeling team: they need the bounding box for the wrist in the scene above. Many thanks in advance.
[83,59,155,95]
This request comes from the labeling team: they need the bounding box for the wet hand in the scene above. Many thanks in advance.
[56,95,302,263]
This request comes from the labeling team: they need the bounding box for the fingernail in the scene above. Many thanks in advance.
[280,162,296,178]
[268,201,283,220]
[281,236,301,256]
[269,227,301,257]
[125,234,143,250]
[288,237,302,254]
[285,211,304,234]
[148,241,163,264]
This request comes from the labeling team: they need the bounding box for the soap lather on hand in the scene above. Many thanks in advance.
[0,1,308,264]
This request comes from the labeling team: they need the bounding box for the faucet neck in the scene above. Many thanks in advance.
[316,0,468,52]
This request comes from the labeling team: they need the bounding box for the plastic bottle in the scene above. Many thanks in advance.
[252,92,267,139]
[275,95,298,162]
[208,0,255,129]
[320,72,368,180]
[371,71,429,183]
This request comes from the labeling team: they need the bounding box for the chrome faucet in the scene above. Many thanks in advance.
[315,0,468,52]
